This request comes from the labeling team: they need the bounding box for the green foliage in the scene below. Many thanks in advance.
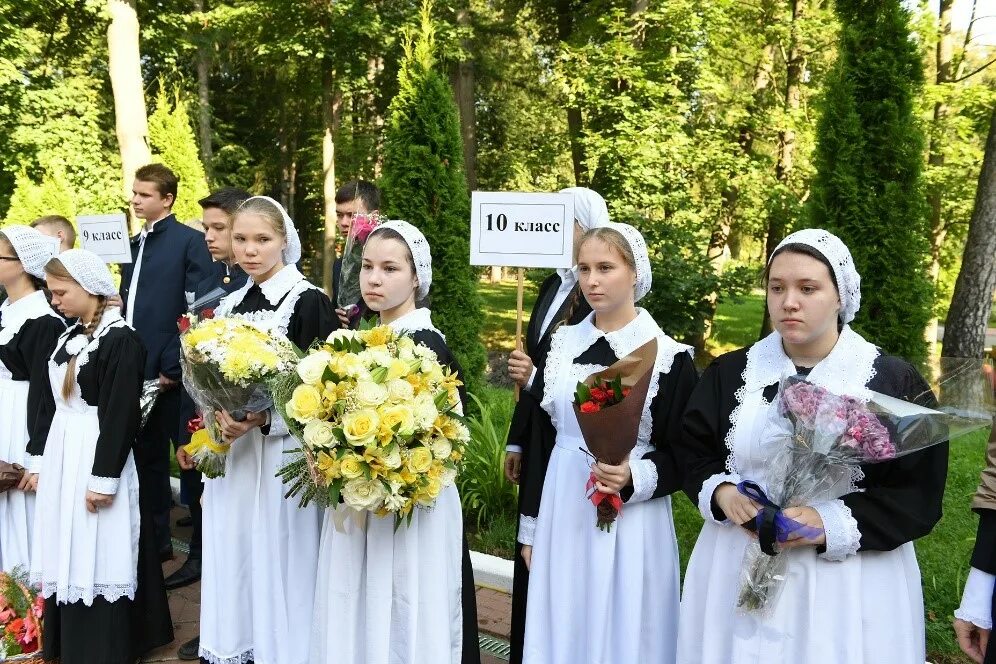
[4,167,76,225]
[458,390,517,529]
[148,84,211,223]
[381,1,487,395]
[808,0,932,363]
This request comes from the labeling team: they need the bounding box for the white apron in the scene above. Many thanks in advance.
[30,320,141,606]
[199,277,323,664]
[310,308,464,664]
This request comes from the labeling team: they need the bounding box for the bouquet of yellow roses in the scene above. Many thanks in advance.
[273,325,469,528]
[179,313,299,477]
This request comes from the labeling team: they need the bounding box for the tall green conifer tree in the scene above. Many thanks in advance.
[808,0,932,363]
[380,2,486,393]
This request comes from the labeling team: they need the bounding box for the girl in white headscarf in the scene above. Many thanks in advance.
[309,220,479,664]
[520,223,698,664]
[0,226,64,573]
[33,249,172,663]
[198,196,337,664]
[676,229,947,663]
[505,187,610,664]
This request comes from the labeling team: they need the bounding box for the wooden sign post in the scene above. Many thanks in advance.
[470,191,575,399]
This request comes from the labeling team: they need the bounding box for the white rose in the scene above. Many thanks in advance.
[303,420,338,449]
[297,350,332,384]
[366,347,393,369]
[380,446,403,470]
[354,381,388,407]
[341,478,388,512]
[430,437,452,460]
[413,393,439,429]
[386,378,415,403]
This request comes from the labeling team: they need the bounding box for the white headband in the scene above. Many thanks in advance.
[560,187,610,231]
[770,228,861,324]
[606,222,652,302]
[242,196,302,265]
[55,249,117,297]
[370,220,432,301]
[1,225,59,279]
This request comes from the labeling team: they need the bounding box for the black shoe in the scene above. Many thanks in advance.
[177,635,199,660]
[164,557,201,590]
[176,514,194,527]
[159,545,175,563]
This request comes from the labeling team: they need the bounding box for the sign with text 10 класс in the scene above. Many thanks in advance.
[469,192,575,269]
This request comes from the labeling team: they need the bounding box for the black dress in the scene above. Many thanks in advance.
[410,327,480,664]
[38,313,173,664]
[507,272,591,664]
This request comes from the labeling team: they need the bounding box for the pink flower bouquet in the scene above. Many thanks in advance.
[336,212,381,313]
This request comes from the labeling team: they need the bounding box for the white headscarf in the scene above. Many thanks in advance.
[770,228,861,324]
[55,249,117,297]
[0,225,59,279]
[242,196,302,265]
[370,220,433,301]
[560,187,610,231]
[606,222,652,302]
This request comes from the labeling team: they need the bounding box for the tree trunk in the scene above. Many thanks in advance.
[322,64,343,295]
[760,0,804,338]
[942,107,996,359]
[106,0,151,230]
[925,0,955,354]
[453,4,476,190]
[557,0,587,185]
[194,0,213,180]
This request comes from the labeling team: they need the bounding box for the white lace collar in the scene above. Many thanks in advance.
[0,290,58,343]
[742,325,879,400]
[59,308,126,364]
[388,307,444,339]
[256,264,305,306]
[571,308,662,359]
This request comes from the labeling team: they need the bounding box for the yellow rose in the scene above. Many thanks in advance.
[406,446,434,474]
[363,325,393,347]
[287,384,324,423]
[417,476,443,506]
[339,453,366,480]
[297,350,332,384]
[386,378,415,403]
[354,381,388,407]
[343,409,380,444]
[380,404,416,437]
[341,477,388,511]
[303,420,338,449]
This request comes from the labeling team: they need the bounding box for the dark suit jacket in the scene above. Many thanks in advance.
[119,215,213,381]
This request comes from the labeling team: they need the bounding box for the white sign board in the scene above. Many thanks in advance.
[77,214,132,263]
[470,192,575,269]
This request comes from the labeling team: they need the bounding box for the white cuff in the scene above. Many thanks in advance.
[506,445,523,454]
[698,472,741,523]
[184,290,196,307]
[26,454,43,474]
[88,475,120,495]
[518,515,537,546]
[266,408,289,438]
[628,458,658,503]
[810,499,861,561]
[524,366,538,391]
[956,567,995,629]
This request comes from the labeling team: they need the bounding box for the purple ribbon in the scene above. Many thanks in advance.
[737,481,824,556]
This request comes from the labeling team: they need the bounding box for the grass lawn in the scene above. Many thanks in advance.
[475,279,990,661]
[477,277,540,353]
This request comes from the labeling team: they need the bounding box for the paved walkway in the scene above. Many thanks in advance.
[142,507,512,663]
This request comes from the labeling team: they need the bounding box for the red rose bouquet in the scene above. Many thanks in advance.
[572,339,657,531]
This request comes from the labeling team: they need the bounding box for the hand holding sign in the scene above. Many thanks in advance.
[470,192,575,400]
